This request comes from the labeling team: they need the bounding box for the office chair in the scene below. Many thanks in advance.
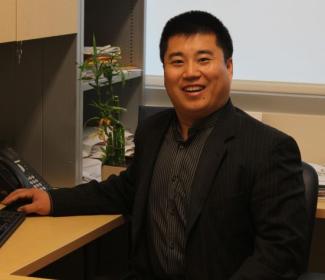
[138,105,171,125]
[299,161,321,280]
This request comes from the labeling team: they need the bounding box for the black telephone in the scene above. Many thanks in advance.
[0,145,51,200]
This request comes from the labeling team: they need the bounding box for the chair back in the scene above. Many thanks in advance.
[301,161,319,270]
[138,105,171,125]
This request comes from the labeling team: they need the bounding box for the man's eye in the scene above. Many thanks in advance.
[171,59,184,65]
[198,57,211,63]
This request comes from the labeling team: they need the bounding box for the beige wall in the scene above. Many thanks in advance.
[262,113,325,164]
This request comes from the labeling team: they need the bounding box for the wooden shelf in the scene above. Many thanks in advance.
[78,0,144,183]
[82,68,142,91]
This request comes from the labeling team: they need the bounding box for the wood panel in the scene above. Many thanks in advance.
[0,214,124,275]
[14,39,44,175]
[0,43,16,143]
[0,0,16,43]
[0,36,78,187]
[17,0,77,41]
[42,35,78,187]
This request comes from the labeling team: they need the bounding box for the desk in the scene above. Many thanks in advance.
[0,214,124,277]
[0,274,52,280]
[316,200,325,219]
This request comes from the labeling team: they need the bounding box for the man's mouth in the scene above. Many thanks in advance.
[182,85,205,94]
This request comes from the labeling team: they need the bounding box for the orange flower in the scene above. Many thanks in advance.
[99,118,111,126]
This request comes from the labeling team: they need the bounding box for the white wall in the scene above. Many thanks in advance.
[145,0,325,84]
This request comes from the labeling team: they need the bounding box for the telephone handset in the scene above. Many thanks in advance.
[0,146,51,200]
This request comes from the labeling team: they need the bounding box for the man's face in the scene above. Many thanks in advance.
[163,33,233,123]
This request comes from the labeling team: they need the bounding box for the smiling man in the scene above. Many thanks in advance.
[163,32,233,139]
[2,11,308,280]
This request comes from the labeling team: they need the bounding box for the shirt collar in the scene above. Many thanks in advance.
[171,99,231,143]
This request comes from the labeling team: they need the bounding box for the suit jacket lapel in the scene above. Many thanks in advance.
[186,103,236,240]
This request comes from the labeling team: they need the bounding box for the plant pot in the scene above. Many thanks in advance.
[101,165,126,181]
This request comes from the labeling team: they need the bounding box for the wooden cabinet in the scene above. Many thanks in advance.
[0,36,78,187]
[0,0,77,43]
[0,0,145,186]
[0,2,78,187]
[0,0,16,43]
[17,0,77,41]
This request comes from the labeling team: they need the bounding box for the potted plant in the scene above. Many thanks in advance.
[79,36,127,170]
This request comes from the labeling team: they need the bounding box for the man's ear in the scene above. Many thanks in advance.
[226,58,233,78]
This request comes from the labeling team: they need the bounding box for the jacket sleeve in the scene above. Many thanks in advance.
[231,135,308,280]
[48,163,137,216]
[48,125,144,217]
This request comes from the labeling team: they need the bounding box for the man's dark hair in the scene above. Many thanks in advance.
[159,10,233,63]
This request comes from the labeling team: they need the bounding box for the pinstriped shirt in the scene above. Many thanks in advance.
[147,108,224,279]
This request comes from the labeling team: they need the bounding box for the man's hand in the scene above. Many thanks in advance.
[1,188,51,215]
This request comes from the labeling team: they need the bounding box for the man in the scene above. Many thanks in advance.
[2,11,307,280]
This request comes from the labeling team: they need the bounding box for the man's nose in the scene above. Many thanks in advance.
[183,62,200,79]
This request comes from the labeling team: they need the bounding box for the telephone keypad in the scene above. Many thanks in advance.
[0,145,52,193]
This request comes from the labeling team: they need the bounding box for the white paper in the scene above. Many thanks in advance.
[308,162,325,186]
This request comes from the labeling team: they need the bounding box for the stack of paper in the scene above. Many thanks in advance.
[84,45,121,56]
[82,127,135,182]
[125,130,135,157]
[82,127,135,159]
[82,158,102,183]
[308,163,325,199]
[309,163,325,186]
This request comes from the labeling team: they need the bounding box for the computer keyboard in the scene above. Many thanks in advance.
[0,210,25,247]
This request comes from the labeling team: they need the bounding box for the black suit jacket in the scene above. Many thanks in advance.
[50,101,308,280]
